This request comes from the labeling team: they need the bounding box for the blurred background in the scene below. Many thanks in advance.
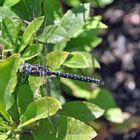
[93,0,140,139]
[62,0,140,139]
[61,0,140,139]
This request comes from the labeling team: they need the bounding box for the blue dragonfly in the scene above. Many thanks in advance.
[19,63,104,86]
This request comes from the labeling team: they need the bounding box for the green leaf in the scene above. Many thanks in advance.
[38,25,69,44]
[93,58,100,69]
[17,76,46,115]
[47,51,69,70]
[106,108,124,123]
[17,84,34,115]
[0,54,20,122]
[38,3,90,44]
[19,133,34,140]
[90,0,114,8]
[90,88,117,109]
[61,78,91,99]
[1,17,18,48]
[63,0,81,7]
[85,16,108,29]
[57,116,97,140]
[0,37,13,49]
[43,0,63,20]
[19,97,61,128]
[89,88,124,123]
[4,0,21,7]
[19,16,44,52]
[0,134,8,140]
[33,116,97,140]
[65,30,102,52]
[61,101,104,122]
[0,6,18,22]
[33,118,56,140]
[11,0,43,21]
[64,52,93,68]
[21,44,43,60]
[61,3,90,38]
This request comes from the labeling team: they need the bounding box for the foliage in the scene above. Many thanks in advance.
[63,0,114,8]
[0,0,123,140]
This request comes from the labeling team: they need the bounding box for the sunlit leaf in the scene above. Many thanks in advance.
[47,51,69,70]
[33,116,97,140]
[57,116,97,140]
[19,97,61,128]
[90,0,114,8]
[61,101,104,122]
[0,133,8,140]
[21,44,43,60]
[106,108,124,123]
[19,16,44,52]
[64,51,93,68]
[38,25,69,44]
[89,88,124,123]
[0,54,20,122]
[61,3,90,38]
[85,16,108,29]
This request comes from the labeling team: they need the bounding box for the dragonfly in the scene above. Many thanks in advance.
[19,63,104,86]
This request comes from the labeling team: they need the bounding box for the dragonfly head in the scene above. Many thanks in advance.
[19,63,32,75]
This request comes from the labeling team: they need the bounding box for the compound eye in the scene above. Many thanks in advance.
[19,64,25,73]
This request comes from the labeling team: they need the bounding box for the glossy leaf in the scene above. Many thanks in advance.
[21,44,43,60]
[64,51,93,68]
[0,54,20,121]
[38,25,69,44]
[19,97,61,128]
[61,101,104,122]
[38,3,90,45]
[89,88,124,123]
[61,3,90,38]
[33,116,97,140]
[47,51,69,70]
[57,116,97,140]
[19,16,44,52]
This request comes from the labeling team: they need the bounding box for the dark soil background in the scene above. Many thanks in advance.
[93,0,140,139]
